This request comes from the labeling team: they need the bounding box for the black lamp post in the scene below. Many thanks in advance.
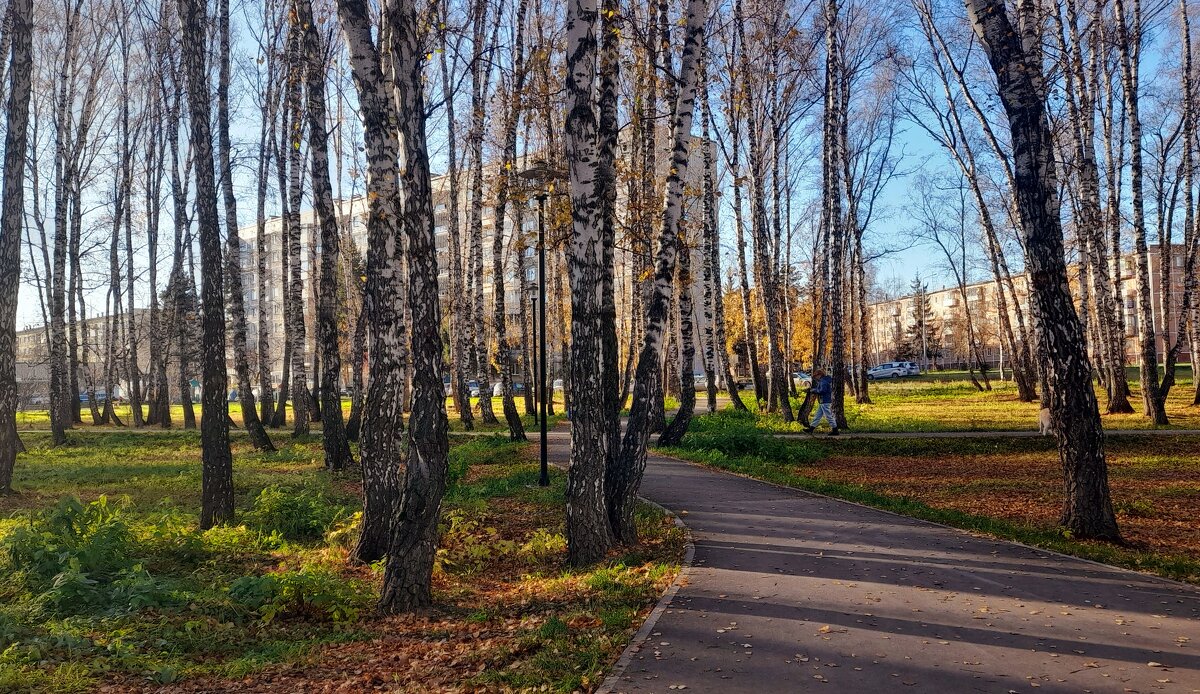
[529,293,539,425]
[517,160,564,488]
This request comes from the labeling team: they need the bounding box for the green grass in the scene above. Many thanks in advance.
[662,410,1200,584]
[761,373,1200,432]
[0,429,683,692]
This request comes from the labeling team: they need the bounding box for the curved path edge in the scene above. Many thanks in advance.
[597,499,696,694]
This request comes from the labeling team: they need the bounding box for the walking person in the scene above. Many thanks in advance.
[803,368,838,436]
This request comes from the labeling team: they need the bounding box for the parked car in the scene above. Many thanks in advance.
[79,390,107,403]
[693,372,708,391]
[792,371,812,388]
[467,380,481,398]
[552,378,564,392]
[443,375,453,397]
[867,361,920,380]
[492,381,527,397]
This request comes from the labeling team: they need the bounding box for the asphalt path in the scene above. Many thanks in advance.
[558,433,1200,693]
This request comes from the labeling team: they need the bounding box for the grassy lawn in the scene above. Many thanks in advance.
[17,396,568,436]
[759,371,1200,432]
[664,410,1200,584]
[0,431,684,692]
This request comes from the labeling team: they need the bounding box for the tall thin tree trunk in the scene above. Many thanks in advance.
[297,0,351,466]
[438,6,473,430]
[181,0,234,529]
[377,0,451,613]
[563,0,617,564]
[611,0,707,543]
[0,0,33,493]
[1114,0,1167,424]
[219,0,273,451]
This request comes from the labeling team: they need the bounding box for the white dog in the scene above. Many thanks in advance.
[1037,408,1054,436]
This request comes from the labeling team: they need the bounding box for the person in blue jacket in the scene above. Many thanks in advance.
[803,369,838,436]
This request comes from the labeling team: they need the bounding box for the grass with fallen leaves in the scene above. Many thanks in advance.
[0,431,684,693]
[759,369,1200,432]
[664,410,1200,584]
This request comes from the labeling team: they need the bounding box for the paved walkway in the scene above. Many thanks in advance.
[556,434,1200,693]
[775,429,1200,439]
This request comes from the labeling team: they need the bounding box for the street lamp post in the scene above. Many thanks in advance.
[536,192,549,486]
[530,293,539,426]
[517,160,563,488]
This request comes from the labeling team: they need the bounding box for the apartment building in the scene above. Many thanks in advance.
[13,310,154,403]
[237,144,712,386]
[867,245,1193,369]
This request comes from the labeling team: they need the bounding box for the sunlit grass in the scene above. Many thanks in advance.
[0,429,683,692]
[761,369,1200,432]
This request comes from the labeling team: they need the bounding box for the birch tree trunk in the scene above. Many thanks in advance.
[491,0,530,442]
[1054,0,1130,412]
[166,86,191,430]
[1150,0,1198,409]
[965,0,1119,541]
[598,0,622,487]
[297,0,352,467]
[146,75,169,427]
[272,79,293,429]
[438,5,473,430]
[255,26,279,428]
[219,0,273,451]
[659,239,696,446]
[0,0,32,493]
[610,0,707,543]
[701,57,745,411]
[1113,0,1168,425]
[823,0,847,429]
[563,0,617,564]
[181,0,234,529]
[468,0,499,426]
[285,24,311,437]
[378,0,451,613]
[336,0,406,564]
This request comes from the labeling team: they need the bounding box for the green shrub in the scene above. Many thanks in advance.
[0,497,166,612]
[676,411,819,465]
[520,529,567,564]
[435,510,516,575]
[4,496,136,585]
[229,566,370,624]
[244,485,349,542]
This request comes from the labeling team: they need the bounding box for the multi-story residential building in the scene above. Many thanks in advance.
[867,245,1193,370]
[13,310,154,404]
[237,145,713,387]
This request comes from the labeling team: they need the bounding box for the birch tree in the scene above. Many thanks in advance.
[296,0,351,468]
[610,0,708,544]
[219,0,274,451]
[334,0,402,563]
[964,0,1120,541]
[181,0,234,529]
[490,0,530,442]
[0,0,32,493]
[563,0,617,563]
[377,0,451,613]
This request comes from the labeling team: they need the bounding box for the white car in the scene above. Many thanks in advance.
[867,361,920,380]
